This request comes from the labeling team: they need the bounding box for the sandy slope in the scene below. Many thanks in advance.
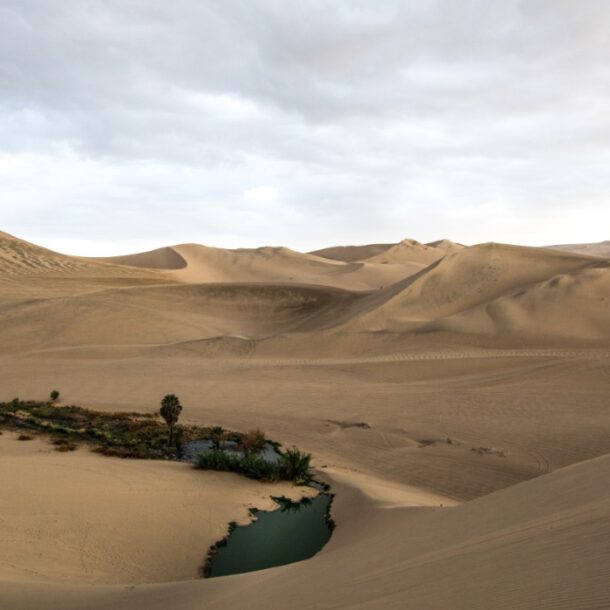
[426,262,610,339]
[1,230,609,610]
[347,243,609,337]
[3,454,609,610]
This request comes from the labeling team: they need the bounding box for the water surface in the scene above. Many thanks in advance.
[207,494,333,577]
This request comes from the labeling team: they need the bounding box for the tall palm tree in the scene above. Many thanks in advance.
[160,394,182,446]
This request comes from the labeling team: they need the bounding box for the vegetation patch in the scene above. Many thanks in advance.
[195,446,313,484]
[471,446,507,457]
[0,397,315,481]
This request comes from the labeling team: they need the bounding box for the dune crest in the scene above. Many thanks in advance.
[95,246,188,270]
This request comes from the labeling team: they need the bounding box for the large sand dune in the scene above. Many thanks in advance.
[347,243,608,337]
[1,230,609,610]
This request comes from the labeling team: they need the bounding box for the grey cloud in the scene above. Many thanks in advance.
[0,0,609,252]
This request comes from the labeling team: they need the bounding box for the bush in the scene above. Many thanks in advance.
[196,448,241,471]
[209,426,226,450]
[196,446,312,484]
[240,454,279,481]
[278,447,312,484]
[241,428,266,457]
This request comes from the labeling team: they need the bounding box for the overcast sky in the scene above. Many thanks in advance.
[1,1,609,255]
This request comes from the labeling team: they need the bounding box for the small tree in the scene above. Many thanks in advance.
[49,390,60,403]
[160,394,182,446]
[209,426,226,450]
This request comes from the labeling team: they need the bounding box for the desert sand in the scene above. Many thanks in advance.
[1,229,609,609]
[549,240,610,258]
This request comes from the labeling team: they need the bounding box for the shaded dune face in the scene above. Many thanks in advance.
[0,283,366,351]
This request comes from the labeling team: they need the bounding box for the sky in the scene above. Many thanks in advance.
[1,0,609,255]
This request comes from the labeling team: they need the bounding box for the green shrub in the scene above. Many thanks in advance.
[196,448,241,471]
[278,447,312,484]
[209,426,226,450]
[196,446,312,484]
[240,454,279,481]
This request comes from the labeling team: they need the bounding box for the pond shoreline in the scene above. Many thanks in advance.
[202,489,335,578]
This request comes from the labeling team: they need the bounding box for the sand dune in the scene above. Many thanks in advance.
[95,242,419,290]
[0,231,172,299]
[97,246,188,270]
[426,238,465,253]
[310,237,463,263]
[426,261,610,340]
[2,235,608,353]
[169,243,430,290]
[348,243,606,334]
[364,238,444,265]
[1,230,609,610]
[2,452,608,610]
[309,242,394,262]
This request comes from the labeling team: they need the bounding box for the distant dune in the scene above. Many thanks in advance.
[364,238,444,265]
[347,243,609,340]
[548,240,610,258]
[1,231,608,348]
[309,242,394,262]
[310,237,463,263]
[97,246,188,270]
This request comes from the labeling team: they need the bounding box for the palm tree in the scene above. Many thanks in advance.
[160,394,182,446]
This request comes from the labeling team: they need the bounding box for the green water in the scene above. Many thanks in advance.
[207,494,333,577]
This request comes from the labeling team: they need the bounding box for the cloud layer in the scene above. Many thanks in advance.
[1,0,609,254]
